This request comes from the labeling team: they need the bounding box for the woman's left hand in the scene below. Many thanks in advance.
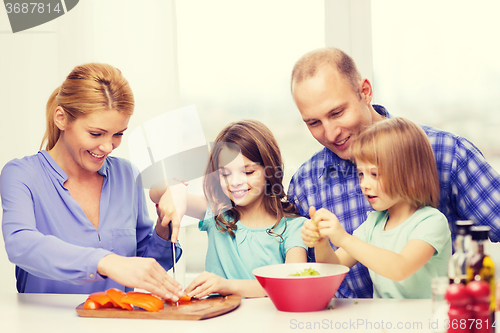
[154,217,173,242]
[153,182,188,243]
[97,254,183,301]
[184,271,234,299]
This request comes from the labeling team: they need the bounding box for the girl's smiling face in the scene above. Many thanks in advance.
[55,108,130,174]
[217,147,267,210]
[356,160,404,212]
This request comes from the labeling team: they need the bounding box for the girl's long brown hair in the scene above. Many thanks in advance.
[203,120,299,241]
[41,63,134,150]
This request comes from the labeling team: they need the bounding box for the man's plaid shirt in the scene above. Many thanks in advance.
[288,105,500,298]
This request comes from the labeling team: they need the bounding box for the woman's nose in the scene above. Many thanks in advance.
[99,139,114,154]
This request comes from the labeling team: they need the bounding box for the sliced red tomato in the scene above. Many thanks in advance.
[165,295,193,305]
[177,295,192,302]
[88,291,115,308]
[106,288,133,311]
[121,292,164,312]
[83,298,102,310]
[126,292,164,308]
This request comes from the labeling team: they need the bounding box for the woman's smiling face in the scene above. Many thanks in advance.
[57,108,130,174]
[217,147,267,210]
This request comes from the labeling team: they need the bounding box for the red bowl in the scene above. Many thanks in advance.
[253,263,349,312]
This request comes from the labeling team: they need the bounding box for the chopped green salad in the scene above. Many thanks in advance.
[289,268,320,277]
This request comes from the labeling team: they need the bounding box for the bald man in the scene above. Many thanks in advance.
[288,47,500,298]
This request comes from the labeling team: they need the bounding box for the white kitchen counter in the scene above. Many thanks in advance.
[4,292,496,333]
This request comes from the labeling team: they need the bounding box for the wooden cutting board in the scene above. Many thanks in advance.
[76,294,241,320]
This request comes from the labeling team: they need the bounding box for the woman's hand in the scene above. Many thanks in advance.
[184,271,234,299]
[97,254,183,301]
[150,181,188,243]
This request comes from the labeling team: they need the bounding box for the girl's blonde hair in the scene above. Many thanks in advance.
[352,117,440,208]
[41,63,134,150]
[203,119,299,240]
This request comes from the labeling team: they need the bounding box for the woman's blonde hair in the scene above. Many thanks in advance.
[352,117,440,208]
[203,119,299,240]
[41,63,134,150]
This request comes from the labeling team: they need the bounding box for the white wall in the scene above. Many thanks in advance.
[325,0,373,82]
[0,0,181,292]
[2,0,499,295]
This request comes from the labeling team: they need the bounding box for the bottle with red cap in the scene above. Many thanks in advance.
[445,282,472,333]
[466,226,495,333]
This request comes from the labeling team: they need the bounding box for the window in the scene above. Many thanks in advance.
[371,0,500,275]
[176,0,325,179]
[175,0,325,280]
[371,0,500,169]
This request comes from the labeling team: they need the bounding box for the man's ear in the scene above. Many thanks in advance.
[53,106,67,131]
[358,78,373,104]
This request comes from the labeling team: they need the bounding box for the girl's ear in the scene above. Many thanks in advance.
[53,107,67,131]
[358,78,373,104]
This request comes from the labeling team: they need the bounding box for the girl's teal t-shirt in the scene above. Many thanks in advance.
[199,208,307,279]
[353,206,452,298]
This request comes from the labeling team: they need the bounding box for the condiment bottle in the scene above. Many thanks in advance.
[466,280,492,333]
[445,283,471,333]
[466,226,495,323]
[496,280,500,311]
[448,220,473,284]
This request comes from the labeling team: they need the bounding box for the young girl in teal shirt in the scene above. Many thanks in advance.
[152,119,307,297]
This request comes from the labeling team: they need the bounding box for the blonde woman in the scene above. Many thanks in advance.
[1,63,183,301]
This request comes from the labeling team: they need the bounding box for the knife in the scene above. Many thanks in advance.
[171,237,176,282]
[140,123,179,284]
[161,159,176,282]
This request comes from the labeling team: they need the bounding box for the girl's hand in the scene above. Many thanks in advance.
[301,214,322,248]
[97,254,183,301]
[312,207,348,246]
[184,271,234,299]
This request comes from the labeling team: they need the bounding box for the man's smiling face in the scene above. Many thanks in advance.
[292,64,375,160]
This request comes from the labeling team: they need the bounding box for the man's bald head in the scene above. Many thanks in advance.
[291,47,362,99]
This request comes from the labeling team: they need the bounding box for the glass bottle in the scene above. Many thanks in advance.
[466,226,496,315]
[496,280,500,311]
[448,220,473,284]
